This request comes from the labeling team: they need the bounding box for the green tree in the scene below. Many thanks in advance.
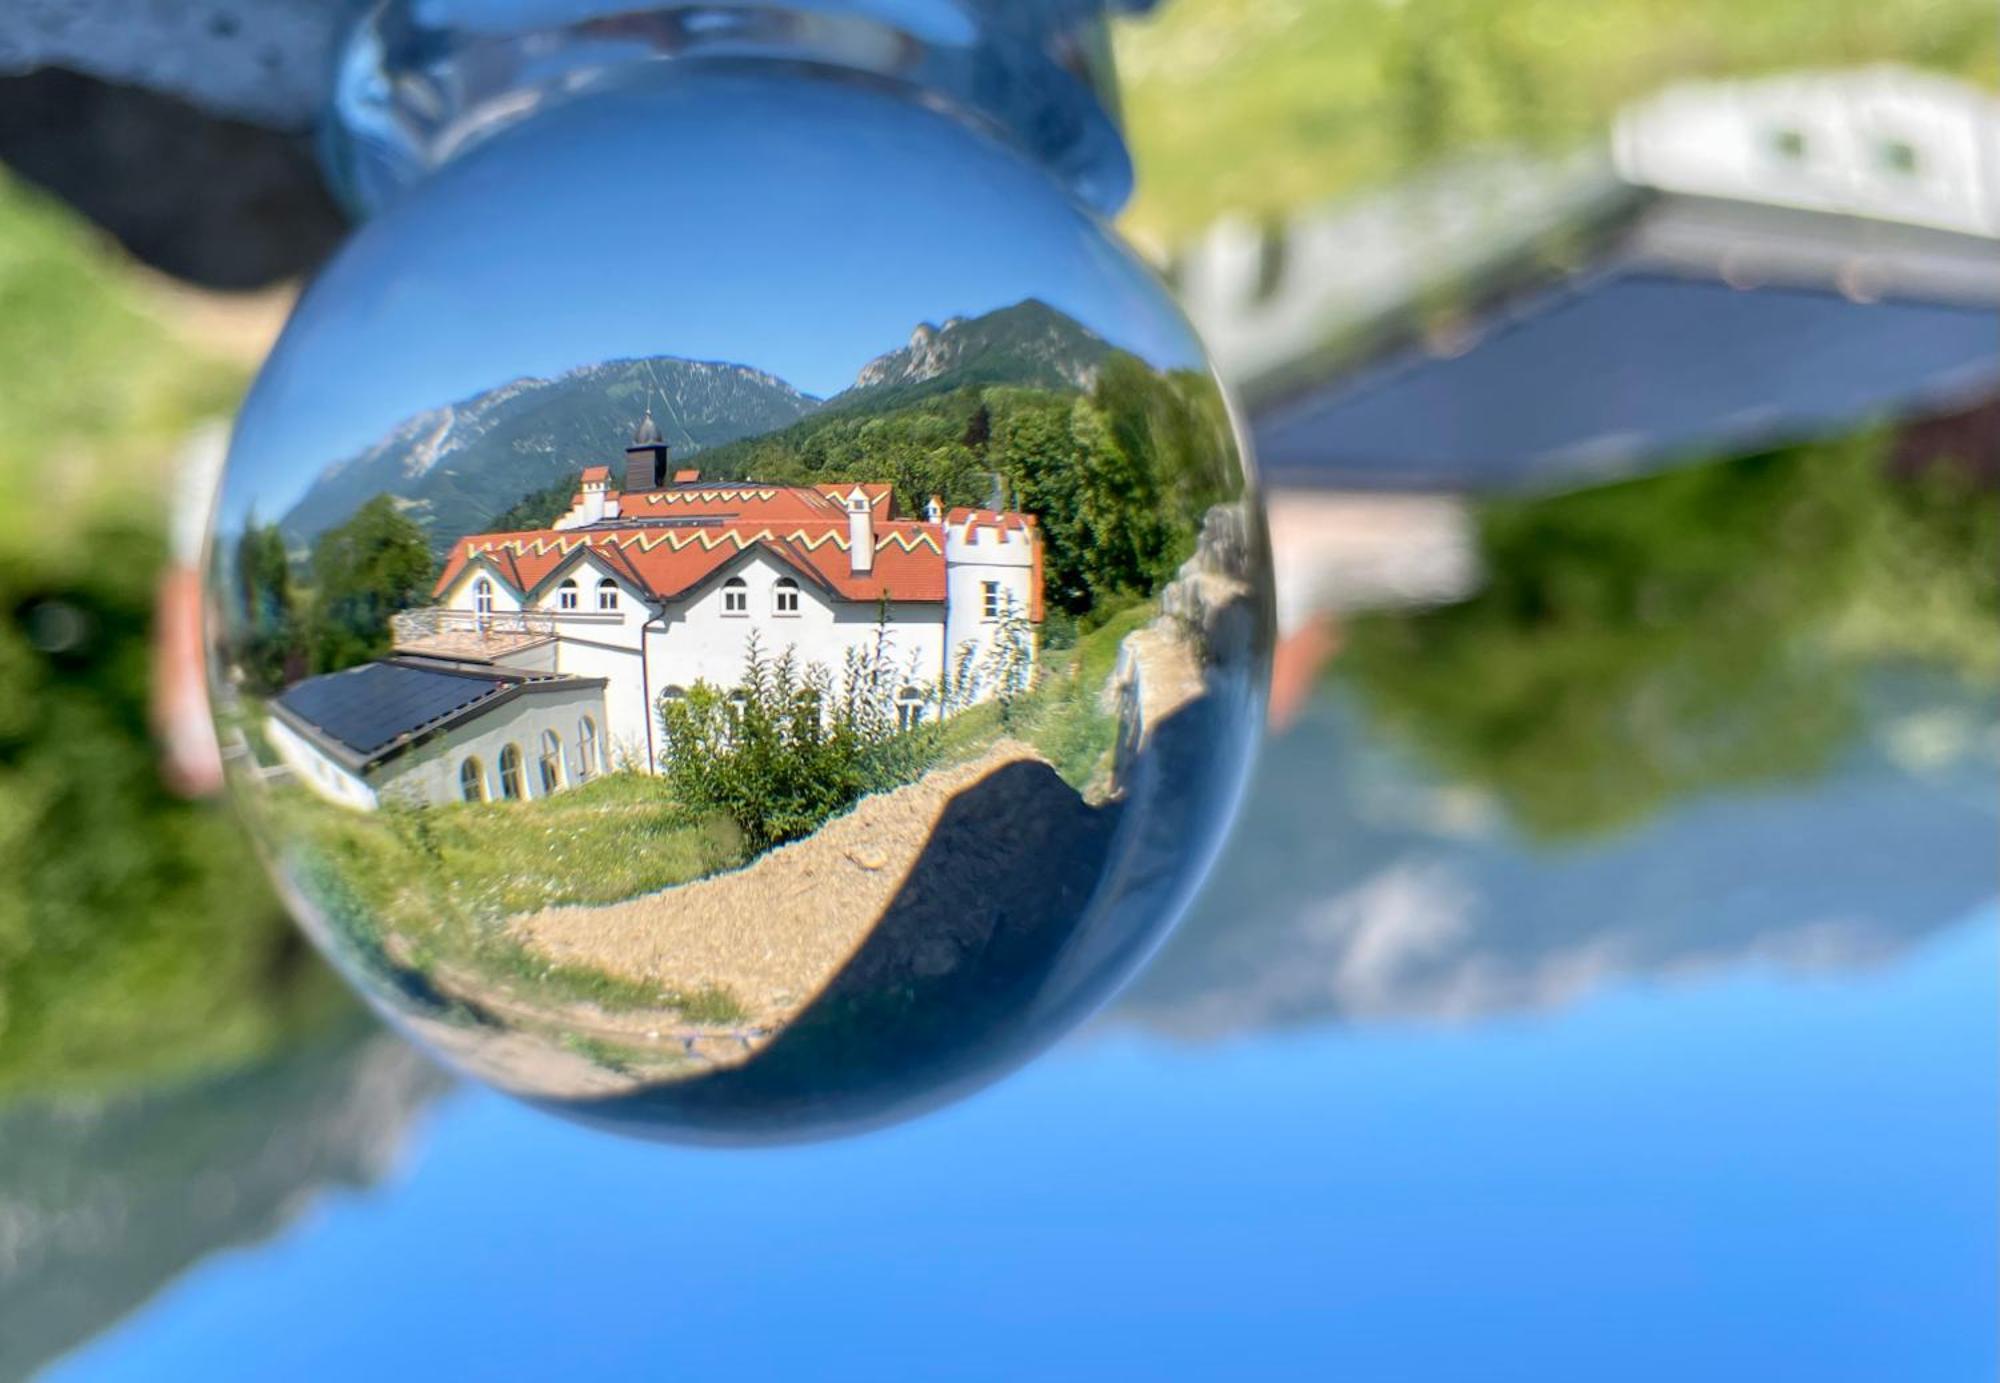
[233,512,299,693]
[308,496,435,673]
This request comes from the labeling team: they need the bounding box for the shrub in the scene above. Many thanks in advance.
[658,632,935,853]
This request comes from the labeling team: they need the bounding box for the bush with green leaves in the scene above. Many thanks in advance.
[659,630,936,853]
[656,603,1052,853]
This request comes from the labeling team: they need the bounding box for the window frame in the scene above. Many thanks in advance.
[981,580,1003,621]
[538,729,564,794]
[722,576,750,617]
[459,756,486,803]
[597,577,620,612]
[773,576,801,616]
[557,578,580,611]
[474,577,495,616]
[578,716,599,779]
[498,743,525,800]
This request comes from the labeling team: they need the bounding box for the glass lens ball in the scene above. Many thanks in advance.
[207,69,1271,1143]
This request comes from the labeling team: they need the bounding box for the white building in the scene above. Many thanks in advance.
[267,658,611,809]
[270,423,1043,808]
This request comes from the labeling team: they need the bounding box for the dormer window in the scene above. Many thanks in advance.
[474,577,494,616]
[597,578,619,611]
[557,578,579,611]
[773,577,800,616]
[723,576,749,616]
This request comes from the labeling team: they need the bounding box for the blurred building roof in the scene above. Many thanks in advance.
[1177,66,2000,493]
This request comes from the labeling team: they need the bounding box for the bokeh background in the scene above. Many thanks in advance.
[0,2,1993,1378]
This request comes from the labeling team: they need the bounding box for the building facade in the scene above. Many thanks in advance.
[271,432,1043,809]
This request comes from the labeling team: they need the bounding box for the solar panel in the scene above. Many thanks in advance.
[1253,269,2000,492]
[276,661,511,760]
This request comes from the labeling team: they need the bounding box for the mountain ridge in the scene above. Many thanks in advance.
[277,299,1120,551]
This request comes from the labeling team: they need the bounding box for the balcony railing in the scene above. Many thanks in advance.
[392,607,555,655]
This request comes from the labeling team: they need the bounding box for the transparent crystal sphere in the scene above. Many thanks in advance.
[208,68,1271,1143]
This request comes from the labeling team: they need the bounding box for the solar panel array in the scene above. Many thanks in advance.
[275,661,514,759]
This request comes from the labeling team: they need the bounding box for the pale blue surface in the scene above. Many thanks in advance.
[52,912,1997,1381]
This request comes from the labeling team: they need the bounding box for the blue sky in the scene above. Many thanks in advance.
[51,912,1996,1381]
[222,70,1202,531]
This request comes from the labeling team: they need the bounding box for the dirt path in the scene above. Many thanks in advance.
[509,739,1063,1032]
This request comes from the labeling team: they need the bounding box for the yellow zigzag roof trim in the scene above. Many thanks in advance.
[469,526,943,559]
[632,488,779,505]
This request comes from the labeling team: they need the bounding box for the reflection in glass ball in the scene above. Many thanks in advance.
[207,69,1272,1143]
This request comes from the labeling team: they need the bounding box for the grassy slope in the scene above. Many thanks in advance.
[272,772,747,1020]
[1114,0,1999,246]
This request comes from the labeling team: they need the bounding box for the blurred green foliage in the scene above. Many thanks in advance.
[0,171,338,1105]
[1340,434,1999,842]
[1116,0,1999,244]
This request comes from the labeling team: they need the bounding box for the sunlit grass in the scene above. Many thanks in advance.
[273,771,746,1019]
[1115,0,1999,246]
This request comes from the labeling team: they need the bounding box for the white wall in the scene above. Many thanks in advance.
[944,523,1038,698]
[376,681,611,808]
[649,553,948,734]
[266,714,380,810]
[533,557,653,770]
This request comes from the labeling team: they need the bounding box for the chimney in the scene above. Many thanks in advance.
[924,494,943,523]
[674,468,701,485]
[624,406,669,491]
[847,488,875,575]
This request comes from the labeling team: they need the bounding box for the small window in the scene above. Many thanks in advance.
[557,578,579,611]
[1878,138,1920,175]
[1769,127,1808,162]
[773,576,800,615]
[459,756,486,803]
[578,717,599,779]
[896,687,926,732]
[660,685,688,705]
[474,577,495,616]
[597,578,620,611]
[498,743,525,800]
[538,730,563,794]
[981,580,1003,620]
[723,576,749,615]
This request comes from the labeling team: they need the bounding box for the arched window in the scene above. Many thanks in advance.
[896,686,926,732]
[498,743,525,800]
[474,577,495,616]
[659,685,688,705]
[538,730,563,794]
[459,756,486,803]
[557,578,579,611]
[773,576,800,616]
[578,717,599,779]
[722,576,749,616]
[597,577,620,611]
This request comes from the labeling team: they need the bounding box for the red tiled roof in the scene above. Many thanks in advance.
[579,466,611,484]
[435,480,1040,613]
[436,519,950,605]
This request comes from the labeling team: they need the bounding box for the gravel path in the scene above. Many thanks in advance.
[510,739,1075,1031]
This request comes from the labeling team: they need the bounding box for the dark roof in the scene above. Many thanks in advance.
[1252,268,2000,493]
[272,659,590,771]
